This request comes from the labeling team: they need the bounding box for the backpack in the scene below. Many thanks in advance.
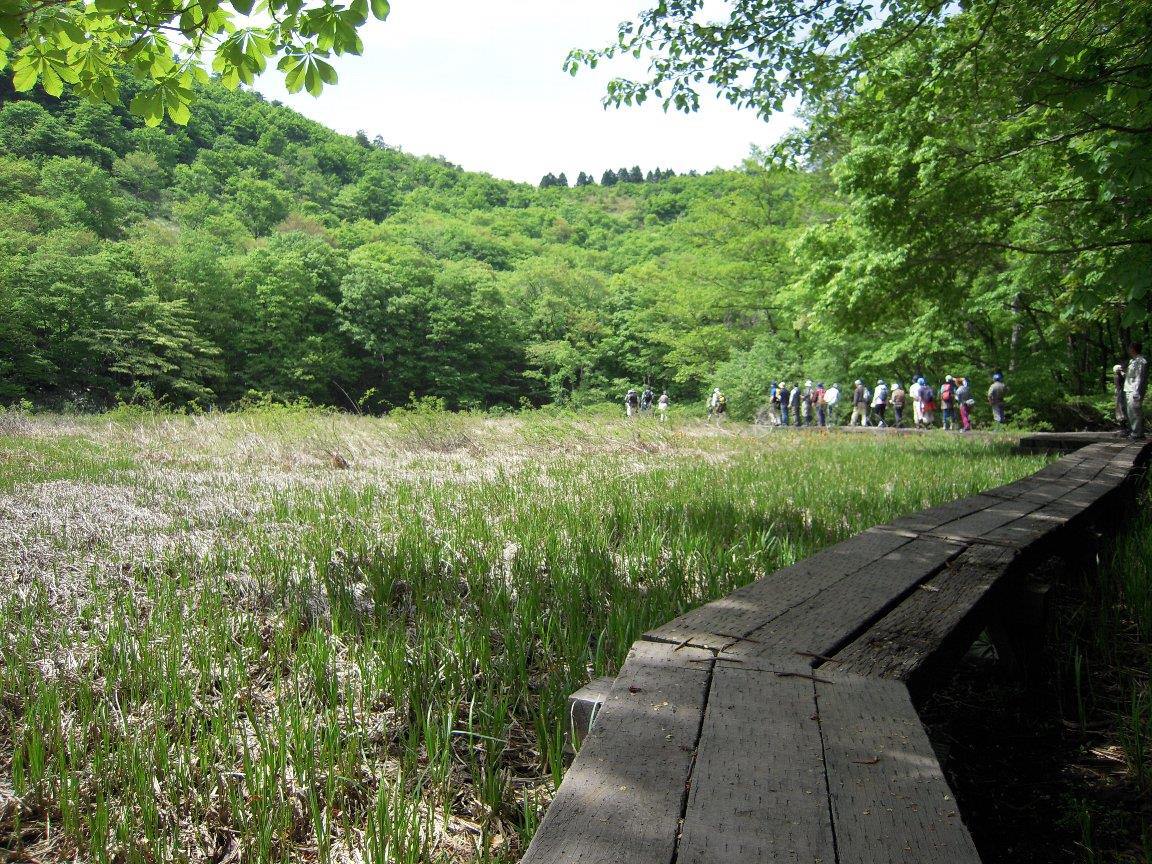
[876,384,889,403]
[940,383,953,404]
[921,386,935,403]
[863,388,872,404]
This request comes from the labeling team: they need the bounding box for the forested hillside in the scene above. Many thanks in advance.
[0,76,825,412]
[1,49,1144,425]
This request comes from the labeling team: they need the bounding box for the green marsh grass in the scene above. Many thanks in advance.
[0,410,1048,862]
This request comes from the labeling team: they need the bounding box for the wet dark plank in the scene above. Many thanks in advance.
[818,674,982,864]
[520,641,713,864]
[676,668,833,864]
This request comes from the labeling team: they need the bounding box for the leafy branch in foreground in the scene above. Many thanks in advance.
[0,0,390,124]
[564,0,949,116]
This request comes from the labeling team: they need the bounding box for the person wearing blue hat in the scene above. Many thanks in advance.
[987,372,1007,424]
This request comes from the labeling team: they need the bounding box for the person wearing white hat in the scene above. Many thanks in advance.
[871,379,890,427]
[851,380,869,426]
[801,380,814,426]
[1114,362,1128,431]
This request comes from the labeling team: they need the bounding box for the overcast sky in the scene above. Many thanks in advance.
[252,0,796,184]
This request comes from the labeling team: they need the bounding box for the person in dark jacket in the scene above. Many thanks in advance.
[779,382,791,427]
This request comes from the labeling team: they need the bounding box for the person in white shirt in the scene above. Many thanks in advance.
[823,384,841,425]
[657,391,670,423]
[909,377,924,426]
[1125,342,1148,439]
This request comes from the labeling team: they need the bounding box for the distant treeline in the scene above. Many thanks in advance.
[539,168,683,188]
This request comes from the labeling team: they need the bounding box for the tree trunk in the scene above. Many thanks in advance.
[1009,293,1022,373]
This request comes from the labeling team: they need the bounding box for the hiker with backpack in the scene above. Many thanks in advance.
[657,391,670,423]
[939,376,956,430]
[801,381,814,426]
[714,389,728,423]
[851,380,869,426]
[768,382,780,426]
[871,379,890,428]
[891,382,906,427]
[641,386,655,414]
[778,382,791,426]
[919,380,937,427]
[624,389,640,418]
[789,383,801,426]
[814,382,827,427]
[956,377,974,432]
[824,383,841,425]
[987,373,1007,425]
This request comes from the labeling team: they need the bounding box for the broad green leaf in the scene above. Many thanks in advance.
[11,57,38,91]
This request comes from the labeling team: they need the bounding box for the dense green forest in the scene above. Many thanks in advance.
[0,75,823,413]
[2,0,1148,430]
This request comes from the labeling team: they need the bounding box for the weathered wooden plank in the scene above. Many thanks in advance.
[831,545,1017,682]
[645,530,915,649]
[731,538,964,672]
[676,668,834,864]
[883,494,1001,535]
[923,499,1041,545]
[520,641,713,864]
[818,674,982,864]
[977,506,1080,550]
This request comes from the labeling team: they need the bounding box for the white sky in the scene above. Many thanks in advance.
[252,0,796,183]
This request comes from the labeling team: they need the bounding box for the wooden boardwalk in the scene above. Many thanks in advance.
[523,438,1151,864]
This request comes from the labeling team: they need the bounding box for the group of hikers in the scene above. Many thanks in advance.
[623,386,671,421]
[623,341,1148,437]
[758,374,1006,430]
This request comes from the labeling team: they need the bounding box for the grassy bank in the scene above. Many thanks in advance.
[0,409,1047,862]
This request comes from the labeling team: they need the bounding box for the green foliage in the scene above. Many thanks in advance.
[583,0,1150,423]
[1,0,392,125]
[2,41,1145,426]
